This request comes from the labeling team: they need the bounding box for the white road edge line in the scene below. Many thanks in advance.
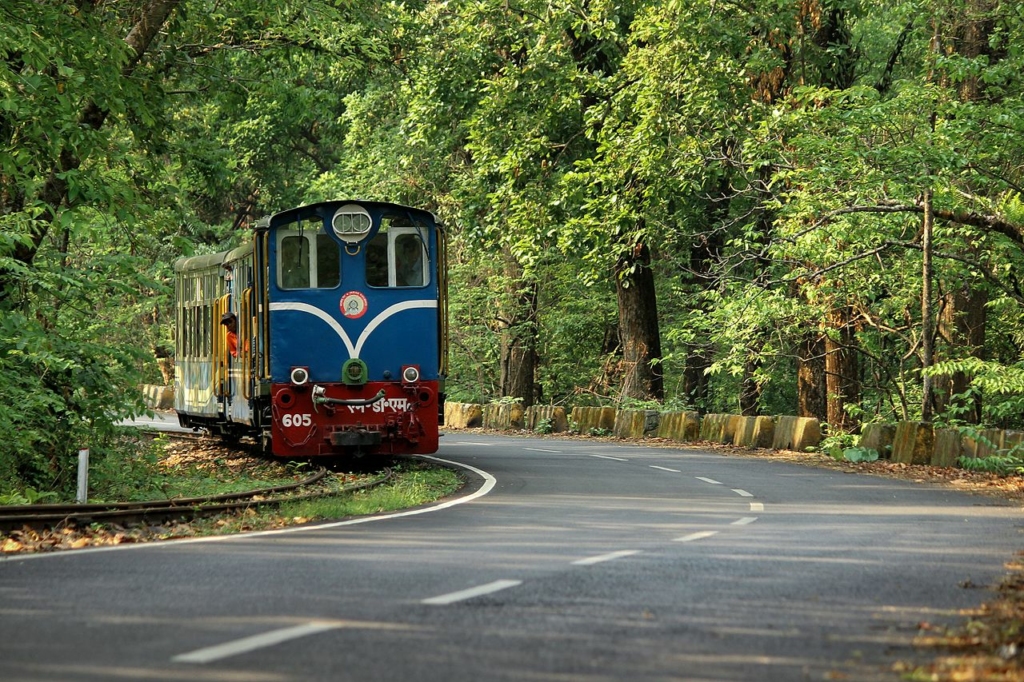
[750,502,765,512]
[572,550,642,566]
[0,455,497,563]
[524,448,562,453]
[732,488,754,497]
[422,579,523,605]
[732,517,758,526]
[590,454,629,462]
[649,465,681,473]
[673,531,719,543]
[695,476,723,485]
[172,622,340,664]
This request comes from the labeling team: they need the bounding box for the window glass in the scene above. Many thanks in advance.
[365,234,388,287]
[316,234,340,288]
[280,235,310,289]
[395,233,426,287]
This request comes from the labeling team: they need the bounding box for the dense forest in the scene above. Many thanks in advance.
[2,0,1023,494]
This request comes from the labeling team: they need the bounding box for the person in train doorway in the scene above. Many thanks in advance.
[220,311,238,358]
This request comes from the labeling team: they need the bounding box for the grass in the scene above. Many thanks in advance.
[1,459,464,553]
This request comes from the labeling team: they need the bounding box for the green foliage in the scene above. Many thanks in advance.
[958,455,1024,477]
[6,0,1024,505]
[534,418,554,434]
[841,447,880,463]
[588,427,613,437]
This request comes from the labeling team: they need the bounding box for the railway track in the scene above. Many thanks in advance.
[0,467,393,533]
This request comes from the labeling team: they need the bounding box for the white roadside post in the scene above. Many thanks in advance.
[76,448,89,504]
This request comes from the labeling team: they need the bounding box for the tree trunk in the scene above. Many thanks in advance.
[797,333,827,420]
[825,306,860,432]
[921,189,936,422]
[739,356,761,416]
[496,251,538,407]
[933,286,986,423]
[927,0,996,423]
[615,241,663,401]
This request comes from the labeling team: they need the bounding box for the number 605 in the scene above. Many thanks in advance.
[281,413,312,427]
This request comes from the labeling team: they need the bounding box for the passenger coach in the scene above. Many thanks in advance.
[173,200,448,457]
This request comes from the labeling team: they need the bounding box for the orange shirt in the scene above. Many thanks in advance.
[226,330,238,358]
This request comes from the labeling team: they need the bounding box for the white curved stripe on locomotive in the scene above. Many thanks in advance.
[268,300,438,360]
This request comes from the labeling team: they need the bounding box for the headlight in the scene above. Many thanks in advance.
[290,367,309,385]
[402,365,420,384]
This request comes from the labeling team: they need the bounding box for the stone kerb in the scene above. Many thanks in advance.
[772,416,822,451]
[444,402,483,429]
[963,428,1008,459]
[932,428,963,467]
[700,414,742,444]
[524,405,569,433]
[140,384,173,410]
[613,410,659,439]
[792,418,821,451]
[1006,431,1024,456]
[732,416,775,448]
[571,407,617,434]
[892,422,934,465]
[860,423,897,459]
[657,411,700,442]
[482,402,525,430]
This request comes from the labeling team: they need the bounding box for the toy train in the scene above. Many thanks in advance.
[173,200,448,457]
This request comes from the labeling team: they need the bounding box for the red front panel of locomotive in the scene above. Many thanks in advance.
[270,381,440,456]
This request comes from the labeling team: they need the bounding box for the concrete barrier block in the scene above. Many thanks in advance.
[860,423,896,459]
[963,428,1005,459]
[614,410,659,439]
[699,413,726,441]
[1004,430,1024,456]
[482,402,525,430]
[733,417,757,447]
[657,411,700,442]
[525,406,569,433]
[572,407,617,434]
[792,418,821,451]
[444,403,483,429]
[750,416,775,448]
[772,416,797,450]
[892,422,934,465]
[932,428,963,467]
[140,384,173,410]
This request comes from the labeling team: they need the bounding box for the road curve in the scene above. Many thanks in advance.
[1,434,1021,681]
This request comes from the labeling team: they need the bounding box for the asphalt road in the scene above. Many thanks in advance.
[2,433,1022,681]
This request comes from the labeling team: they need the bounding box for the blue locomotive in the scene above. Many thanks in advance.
[173,200,448,457]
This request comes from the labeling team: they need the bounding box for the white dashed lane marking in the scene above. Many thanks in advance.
[173,622,340,664]
[590,454,629,462]
[695,476,723,485]
[572,550,642,566]
[524,448,562,453]
[750,502,765,512]
[732,489,754,497]
[650,465,681,473]
[732,517,758,526]
[422,580,523,605]
[674,531,719,543]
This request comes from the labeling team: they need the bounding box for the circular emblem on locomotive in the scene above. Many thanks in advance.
[340,291,368,319]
